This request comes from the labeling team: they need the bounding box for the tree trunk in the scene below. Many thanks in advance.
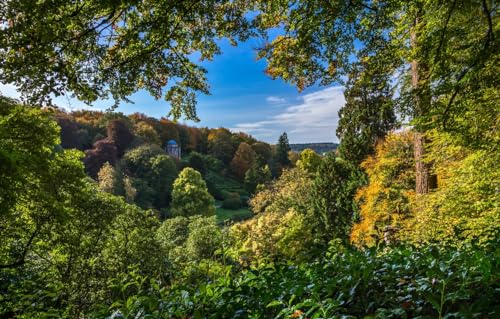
[414,131,429,194]
[411,15,432,195]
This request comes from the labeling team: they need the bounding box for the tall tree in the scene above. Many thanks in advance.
[208,128,236,164]
[337,62,397,164]
[254,0,498,194]
[276,132,291,166]
[120,145,177,209]
[251,142,273,166]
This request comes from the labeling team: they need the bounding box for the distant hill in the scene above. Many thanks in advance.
[290,143,338,154]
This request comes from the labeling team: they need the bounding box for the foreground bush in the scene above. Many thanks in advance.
[94,244,500,318]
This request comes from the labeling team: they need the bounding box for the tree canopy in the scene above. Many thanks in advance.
[170,167,215,217]
[0,0,253,120]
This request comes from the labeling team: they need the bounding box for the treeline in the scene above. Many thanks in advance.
[289,142,338,154]
[54,109,296,215]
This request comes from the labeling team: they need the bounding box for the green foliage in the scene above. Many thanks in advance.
[215,205,253,224]
[313,153,366,244]
[241,168,318,263]
[96,245,500,318]
[186,151,207,176]
[0,0,253,120]
[221,192,242,210]
[171,167,215,217]
[205,171,247,200]
[251,142,273,166]
[254,1,498,143]
[0,104,162,317]
[337,62,397,164]
[296,148,322,174]
[185,216,223,261]
[231,209,315,265]
[407,131,500,249]
[156,215,225,282]
[276,132,291,166]
[121,145,178,209]
[244,164,272,193]
[0,102,63,213]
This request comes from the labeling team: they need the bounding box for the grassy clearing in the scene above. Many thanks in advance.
[215,200,253,224]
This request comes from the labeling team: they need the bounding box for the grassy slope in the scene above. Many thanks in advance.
[215,200,253,224]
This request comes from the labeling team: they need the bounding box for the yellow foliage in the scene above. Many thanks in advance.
[230,209,314,265]
[351,131,415,247]
[407,130,500,248]
[232,168,316,264]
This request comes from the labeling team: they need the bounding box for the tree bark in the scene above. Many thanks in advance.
[414,131,429,193]
[411,15,432,194]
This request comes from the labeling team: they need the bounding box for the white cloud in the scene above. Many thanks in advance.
[0,83,21,99]
[265,95,286,105]
[231,86,345,143]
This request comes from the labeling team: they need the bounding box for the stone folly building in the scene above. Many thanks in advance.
[165,140,181,159]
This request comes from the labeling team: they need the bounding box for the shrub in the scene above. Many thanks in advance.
[222,192,242,210]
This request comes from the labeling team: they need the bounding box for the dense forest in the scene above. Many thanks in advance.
[55,108,290,217]
[1,0,499,318]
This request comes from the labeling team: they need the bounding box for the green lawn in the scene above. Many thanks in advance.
[215,200,253,224]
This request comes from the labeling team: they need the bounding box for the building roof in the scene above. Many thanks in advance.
[167,140,178,146]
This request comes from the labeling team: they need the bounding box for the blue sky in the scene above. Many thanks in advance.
[0,39,346,144]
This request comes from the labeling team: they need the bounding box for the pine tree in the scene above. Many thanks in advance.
[337,62,397,164]
[276,132,291,166]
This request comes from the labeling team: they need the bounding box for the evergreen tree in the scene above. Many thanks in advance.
[312,154,366,244]
[337,62,397,164]
[276,132,291,166]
